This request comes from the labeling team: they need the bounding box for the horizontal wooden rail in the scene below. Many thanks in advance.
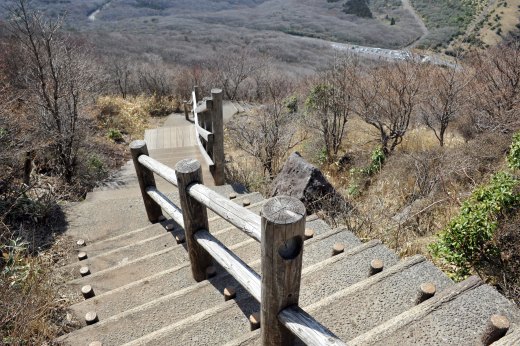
[195,122,213,142]
[145,187,184,228]
[194,229,261,300]
[195,103,210,114]
[187,183,262,242]
[279,306,347,346]
[138,155,178,186]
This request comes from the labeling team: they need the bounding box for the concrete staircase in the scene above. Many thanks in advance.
[56,114,520,345]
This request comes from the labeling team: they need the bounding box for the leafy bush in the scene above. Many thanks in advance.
[508,132,520,170]
[364,146,385,176]
[430,171,520,278]
[107,128,124,143]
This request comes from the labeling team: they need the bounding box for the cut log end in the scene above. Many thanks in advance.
[81,285,95,299]
[242,199,251,207]
[224,287,236,301]
[78,252,87,261]
[175,234,186,244]
[174,158,201,174]
[250,312,261,331]
[85,311,99,325]
[332,243,345,256]
[369,259,384,276]
[79,266,91,277]
[262,196,305,225]
[229,193,237,200]
[165,223,174,231]
[482,314,510,345]
[304,228,315,240]
[76,239,86,247]
[416,282,436,304]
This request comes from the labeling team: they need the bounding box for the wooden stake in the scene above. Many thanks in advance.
[175,159,213,282]
[482,314,510,345]
[261,196,306,346]
[130,140,163,223]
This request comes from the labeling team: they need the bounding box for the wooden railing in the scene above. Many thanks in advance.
[130,144,346,345]
[186,86,225,186]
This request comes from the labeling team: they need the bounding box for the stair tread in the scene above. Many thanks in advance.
[349,277,520,346]
[61,235,394,345]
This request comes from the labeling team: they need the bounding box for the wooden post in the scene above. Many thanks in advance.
[175,158,213,282]
[183,100,189,121]
[261,196,306,346]
[211,88,225,185]
[130,140,163,223]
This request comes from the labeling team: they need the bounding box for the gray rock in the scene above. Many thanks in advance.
[271,152,347,214]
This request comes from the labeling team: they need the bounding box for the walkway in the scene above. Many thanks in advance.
[143,102,239,186]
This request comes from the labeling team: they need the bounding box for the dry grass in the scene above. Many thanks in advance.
[0,235,81,344]
[96,95,180,141]
[480,0,520,45]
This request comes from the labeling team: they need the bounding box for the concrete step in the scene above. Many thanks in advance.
[65,200,267,289]
[348,277,520,346]
[66,185,249,243]
[59,233,379,345]
[117,242,401,345]
[62,193,264,276]
[224,255,453,346]
[63,226,360,333]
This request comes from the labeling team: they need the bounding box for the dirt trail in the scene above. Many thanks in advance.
[402,0,429,48]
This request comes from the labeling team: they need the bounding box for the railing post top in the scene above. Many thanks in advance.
[175,158,201,174]
[261,196,306,225]
[211,88,223,96]
[130,140,147,151]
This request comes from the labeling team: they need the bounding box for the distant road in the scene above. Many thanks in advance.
[88,1,112,21]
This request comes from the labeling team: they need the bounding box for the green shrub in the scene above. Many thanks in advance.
[430,171,520,279]
[507,132,520,170]
[107,128,123,143]
[364,146,385,176]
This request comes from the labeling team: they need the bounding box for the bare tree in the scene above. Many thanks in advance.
[227,73,305,177]
[108,58,133,98]
[305,56,358,163]
[355,60,421,154]
[135,59,173,97]
[7,0,99,183]
[209,49,264,100]
[421,62,472,146]
[469,42,520,133]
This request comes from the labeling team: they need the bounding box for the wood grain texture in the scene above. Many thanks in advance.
[188,184,261,242]
[145,186,184,228]
[278,306,347,346]
[138,155,178,186]
[261,196,306,346]
[175,159,213,282]
[130,140,163,223]
[211,89,225,185]
[349,276,484,346]
[195,229,261,301]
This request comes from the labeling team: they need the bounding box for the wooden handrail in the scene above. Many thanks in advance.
[192,86,225,185]
[145,187,184,228]
[138,155,178,186]
[130,135,346,346]
[279,306,348,346]
[194,229,261,300]
[188,183,261,242]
